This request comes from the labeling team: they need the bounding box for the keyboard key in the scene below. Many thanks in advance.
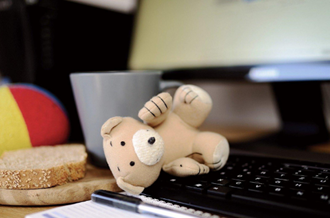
[257,165,269,170]
[271,179,289,187]
[233,174,249,181]
[256,170,270,178]
[217,171,230,178]
[292,175,310,184]
[241,168,253,176]
[162,177,182,188]
[281,163,301,169]
[300,165,315,171]
[240,162,250,168]
[268,186,288,196]
[248,183,266,193]
[207,186,232,198]
[312,178,330,187]
[312,185,330,193]
[211,178,230,186]
[223,165,236,171]
[257,161,274,168]
[185,181,209,193]
[275,167,295,174]
[311,193,330,203]
[293,170,314,176]
[290,189,308,200]
[189,175,209,183]
[291,182,309,190]
[246,172,253,177]
[250,176,267,184]
[320,169,330,174]
[314,173,330,179]
[274,172,290,181]
[229,180,246,189]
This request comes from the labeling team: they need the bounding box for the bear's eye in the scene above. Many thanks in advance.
[148,137,156,145]
[117,167,120,172]
[130,161,135,166]
[121,141,126,146]
[110,141,113,147]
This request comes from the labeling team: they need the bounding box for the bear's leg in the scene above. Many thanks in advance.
[162,157,210,177]
[192,132,229,171]
[172,85,212,128]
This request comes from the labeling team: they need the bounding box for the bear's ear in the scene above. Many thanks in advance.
[101,116,123,138]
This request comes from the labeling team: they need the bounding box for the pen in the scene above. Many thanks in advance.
[91,190,199,218]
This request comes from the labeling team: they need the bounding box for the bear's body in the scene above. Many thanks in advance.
[155,113,198,165]
[101,85,229,194]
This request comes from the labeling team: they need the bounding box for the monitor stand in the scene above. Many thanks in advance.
[231,81,329,151]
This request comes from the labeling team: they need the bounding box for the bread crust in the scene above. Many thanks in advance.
[0,145,87,190]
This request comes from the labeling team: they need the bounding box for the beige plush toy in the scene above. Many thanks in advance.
[101,85,229,194]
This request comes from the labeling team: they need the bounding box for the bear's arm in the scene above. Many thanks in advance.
[162,157,210,177]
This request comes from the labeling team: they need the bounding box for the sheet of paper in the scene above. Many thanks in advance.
[26,194,221,218]
[26,200,154,218]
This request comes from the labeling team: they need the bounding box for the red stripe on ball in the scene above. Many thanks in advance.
[9,85,70,146]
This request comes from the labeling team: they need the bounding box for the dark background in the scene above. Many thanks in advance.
[0,0,135,142]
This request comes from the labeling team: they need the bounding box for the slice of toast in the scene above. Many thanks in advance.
[0,144,87,189]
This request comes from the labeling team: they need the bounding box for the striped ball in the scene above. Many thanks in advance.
[0,84,70,155]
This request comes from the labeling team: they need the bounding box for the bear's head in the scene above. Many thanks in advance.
[101,116,165,194]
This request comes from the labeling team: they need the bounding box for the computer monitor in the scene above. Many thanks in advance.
[128,0,330,148]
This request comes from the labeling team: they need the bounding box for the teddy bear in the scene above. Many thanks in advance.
[101,85,229,194]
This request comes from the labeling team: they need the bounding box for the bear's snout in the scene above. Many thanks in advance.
[148,137,156,145]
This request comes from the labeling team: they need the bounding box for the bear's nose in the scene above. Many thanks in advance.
[148,137,156,145]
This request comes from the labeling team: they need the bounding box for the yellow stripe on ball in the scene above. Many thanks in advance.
[0,86,32,155]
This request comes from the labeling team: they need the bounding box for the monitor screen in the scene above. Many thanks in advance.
[129,0,330,81]
[128,0,330,147]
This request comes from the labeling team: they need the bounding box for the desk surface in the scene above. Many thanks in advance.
[2,126,330,218]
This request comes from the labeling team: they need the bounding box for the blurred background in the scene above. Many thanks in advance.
[1,0,330,148]
[0,0,135,142]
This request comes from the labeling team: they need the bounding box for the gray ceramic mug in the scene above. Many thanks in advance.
[70,71,182,167]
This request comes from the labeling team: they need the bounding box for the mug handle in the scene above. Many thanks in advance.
[159,80,184,92]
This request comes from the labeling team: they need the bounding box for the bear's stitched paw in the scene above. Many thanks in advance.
[139,92,172,122]
[179,85,199,104]
[205,159,223,171]
[205,138,230,171]
[195,163,210,175]
[178,85,212,105]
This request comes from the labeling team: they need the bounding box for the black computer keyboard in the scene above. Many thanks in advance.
[142,154,330,218]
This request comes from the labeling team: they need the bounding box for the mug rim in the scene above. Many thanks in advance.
[70,70,162,77]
